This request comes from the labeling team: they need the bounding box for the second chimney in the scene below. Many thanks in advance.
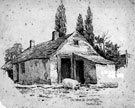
[52,31,59,41]
[30,40,35,48]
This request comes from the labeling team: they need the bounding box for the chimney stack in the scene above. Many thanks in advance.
[52,31,59,41]
[30,40,35,48]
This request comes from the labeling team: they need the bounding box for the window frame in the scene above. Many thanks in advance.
[73,39,79,46]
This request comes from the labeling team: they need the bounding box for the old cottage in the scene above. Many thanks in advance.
[12,31,115,85]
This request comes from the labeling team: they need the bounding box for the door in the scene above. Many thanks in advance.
[76,60,85,84]
[61,58,71,81]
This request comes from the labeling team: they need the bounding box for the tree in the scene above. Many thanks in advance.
[76,14,84,35]
[105,41,120,58]
[95,35,103,50]
[55,2,67,37]
[94,32,120,62]
[94,32,109,52]
[84,6,94,46]
[4,43,23,63]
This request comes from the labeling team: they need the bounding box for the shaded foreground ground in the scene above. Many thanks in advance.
[0,73,135,108]
[15,83,135,108]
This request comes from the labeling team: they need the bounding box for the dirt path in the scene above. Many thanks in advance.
[17,84,135,108]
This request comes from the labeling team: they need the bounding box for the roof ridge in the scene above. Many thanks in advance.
[13,32,73,63]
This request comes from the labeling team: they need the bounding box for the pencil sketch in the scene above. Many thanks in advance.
[0,0,134,108]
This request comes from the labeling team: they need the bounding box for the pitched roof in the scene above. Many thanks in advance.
[13,33,73,63]
[1,61,12,70]
[12,32,114,65]
[74,53,114,65]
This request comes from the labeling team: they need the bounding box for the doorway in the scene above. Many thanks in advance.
[76,60,85,84]
[16,64,19,82]
[61,58,71,81]
[7,70,13,80]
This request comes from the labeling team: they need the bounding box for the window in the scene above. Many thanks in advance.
[21,62,25,73]
[73,40,79,45]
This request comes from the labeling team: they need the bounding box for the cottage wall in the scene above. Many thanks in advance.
[96,64,116,83]
[16,59,50,84]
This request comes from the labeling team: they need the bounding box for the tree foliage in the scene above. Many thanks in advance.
[4,43,23,63]
[76,14,84,35]
[55,3,67,37]
[84,6,94,46]
[83,6,120,63]
[94,33,120,62]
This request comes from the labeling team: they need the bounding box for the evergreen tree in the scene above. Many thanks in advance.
[84,6,94,46]
[76,14,84,35]
[55,3,66,37]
